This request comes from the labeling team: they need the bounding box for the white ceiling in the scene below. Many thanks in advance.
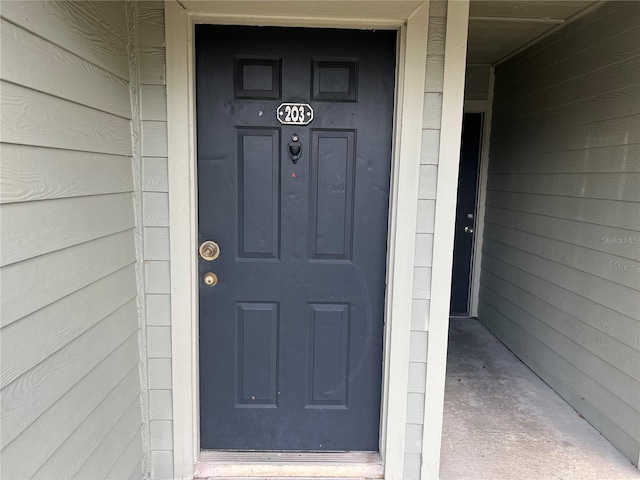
[183,1,426,25]
[180,0,598,65]
[467,0,597,64]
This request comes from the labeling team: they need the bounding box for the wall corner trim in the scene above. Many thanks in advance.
[165,1,198,479]
[421,1,470,478]
[125,0,152,477]
[382,2,430,478]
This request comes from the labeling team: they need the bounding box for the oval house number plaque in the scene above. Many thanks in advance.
[277,103,314,125]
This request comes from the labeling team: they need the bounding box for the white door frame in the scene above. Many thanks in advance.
[465,68,495,318]
[164,2,431,478]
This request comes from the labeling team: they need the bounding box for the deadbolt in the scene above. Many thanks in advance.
[203,272,218,286]
[199,240,220,261]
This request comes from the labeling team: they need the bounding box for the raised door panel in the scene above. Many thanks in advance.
[237,129,280,259]
[309,130,355,260]
[307,303,350,408]
[236,302,279,407]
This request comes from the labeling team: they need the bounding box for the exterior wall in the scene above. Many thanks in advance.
[478,1,640,466]
[464,65,491,101]
[135,2,174,479]
[0,1,145,479]
[404,1,447,477]
[142,1,450,477]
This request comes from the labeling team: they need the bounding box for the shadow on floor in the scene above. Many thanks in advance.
[439,317,638,480]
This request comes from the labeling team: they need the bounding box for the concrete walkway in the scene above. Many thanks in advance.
[440,317,639,480]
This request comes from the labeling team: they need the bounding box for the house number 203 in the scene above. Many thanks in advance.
[277,103,314,125]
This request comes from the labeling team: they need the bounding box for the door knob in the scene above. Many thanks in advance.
[203,272,218,286]
[464,226,474,234]
[199,240,220,261]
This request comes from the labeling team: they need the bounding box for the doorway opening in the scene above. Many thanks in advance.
[449,112,483,316]
[195,25,396,453]
[166,3,432,476]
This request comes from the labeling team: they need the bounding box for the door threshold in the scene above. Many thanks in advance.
[195,451,383,479]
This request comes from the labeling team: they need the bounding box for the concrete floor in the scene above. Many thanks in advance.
[440,317,639,480]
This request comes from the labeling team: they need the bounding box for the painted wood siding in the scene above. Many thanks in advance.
[479,1,640,467]
[0,1,144,479]
[403,2,447,478]
[135,3,173,479]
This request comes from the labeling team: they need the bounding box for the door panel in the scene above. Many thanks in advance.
[237,129,280,258]
[309,130,355,259]
[307,303,350,407]
[196,26,396,451]
[237,302,280,407]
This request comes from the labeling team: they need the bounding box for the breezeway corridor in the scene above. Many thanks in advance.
[440,318,639,480]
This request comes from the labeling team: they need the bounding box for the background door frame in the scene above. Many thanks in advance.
[450,112,484,316]
[464,68,495,318]
[164,1,434,478]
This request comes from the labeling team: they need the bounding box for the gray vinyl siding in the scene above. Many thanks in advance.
[403,2,448,478]
[464,64,491,101]
[135,2,174,479]
[478,1,640,467]
[0,1,144,479]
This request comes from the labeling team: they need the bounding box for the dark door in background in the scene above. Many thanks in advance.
[450,113,483,315]
[196,26,396,451]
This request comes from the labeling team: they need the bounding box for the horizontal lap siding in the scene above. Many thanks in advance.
[404,2,447,479]
[479,1,640,467]
[0,2,143,479]
[134,3,173,479]
[464,65,491,101]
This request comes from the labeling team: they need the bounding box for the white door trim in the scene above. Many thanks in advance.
[164,2,430,478]
[466,69,495,318]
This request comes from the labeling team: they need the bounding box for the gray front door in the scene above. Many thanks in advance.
[196,26,396,451]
